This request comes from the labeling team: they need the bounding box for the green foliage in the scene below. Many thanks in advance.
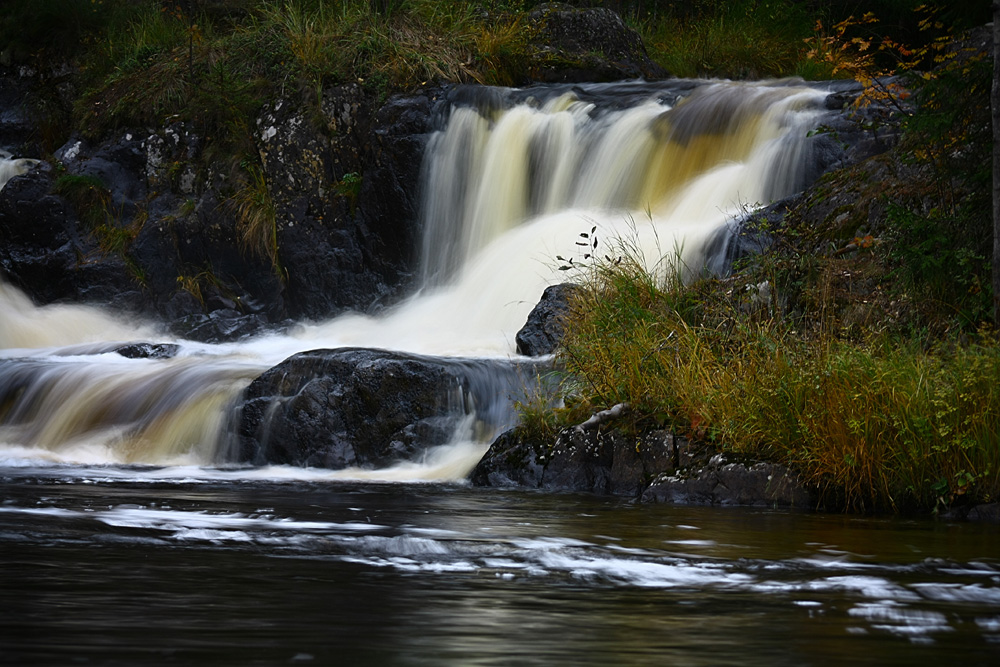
[876,37,993,329]
[53,173,111,229]
[886,205,991,327]
[542,244,1000,514]
[634,0,813,79]
[229,160,281,278]
[335,171,362,213]
[15,0,985,157]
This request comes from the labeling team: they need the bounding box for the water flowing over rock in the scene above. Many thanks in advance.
[237,348,546,469]
[1,60,906,500]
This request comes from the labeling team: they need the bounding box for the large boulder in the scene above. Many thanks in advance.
[237,348,545,469]
[527,3,668,82]
[641,458,813,508]
[515,283,580,356]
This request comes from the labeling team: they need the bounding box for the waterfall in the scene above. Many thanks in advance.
[0,80,833,473]
[419,81,825,288]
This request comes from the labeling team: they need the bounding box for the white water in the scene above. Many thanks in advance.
[0,80,831,476]
[0,149,38,192]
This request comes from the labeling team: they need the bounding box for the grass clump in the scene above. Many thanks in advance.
[228,159,281,278]
[52,173,112,229]
[545,248,1000,514]
[51,172,145,278]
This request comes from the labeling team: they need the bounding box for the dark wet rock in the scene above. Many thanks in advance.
[473,425,814,507]
[55,132,147,204]
[357,89,436,278]
[254,85,433,320]
[470,429,548,489]
[527,3,668,83]
[238,348,544,469]
[471,427,678,497]
[238,348,464,469]
[168,309,268,343]
[113,342,181,360]
[516,283,580,356]
[641,458,813,508]
[0,161,101,301]
[964,503,1000,523]
[943,502,1000,524]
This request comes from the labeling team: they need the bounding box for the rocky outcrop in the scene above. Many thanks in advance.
[515,283,580,357]
[472,427,675,496]
[641,459,812,507]
[253,85,433,321]
[112,342,180,359]
[527,3,668,82]
[472,424,814,507]
[0,80,437,341]
[237,347,546,469]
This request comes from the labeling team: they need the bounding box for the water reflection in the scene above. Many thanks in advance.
[1,472,998,665]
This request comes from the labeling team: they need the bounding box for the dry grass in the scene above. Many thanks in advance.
[542,244,1000,514]
[228,161,281,277]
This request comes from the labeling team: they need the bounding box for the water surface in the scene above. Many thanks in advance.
[3,466,998,666]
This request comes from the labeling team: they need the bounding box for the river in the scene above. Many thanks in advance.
[2,465,999,665]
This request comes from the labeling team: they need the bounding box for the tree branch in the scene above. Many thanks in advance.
[574,402,630,432]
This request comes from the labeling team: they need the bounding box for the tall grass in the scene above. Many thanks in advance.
[550,248,1000,514]
[631,0,814,79]
[47,0,532,140]
[229,161,281,277]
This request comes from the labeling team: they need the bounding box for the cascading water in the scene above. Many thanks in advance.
[0,149,38,193]
[0,79,833,477]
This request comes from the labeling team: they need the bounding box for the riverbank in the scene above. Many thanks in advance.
[477,24,999,517]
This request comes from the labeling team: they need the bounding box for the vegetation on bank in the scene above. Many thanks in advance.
[1,1,990,154]
[527,248,1000,514]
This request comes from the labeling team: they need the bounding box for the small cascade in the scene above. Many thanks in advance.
[0,355,261,465]
[0,280,159,351]
[0,150,38,192]
[0,79,839,473]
